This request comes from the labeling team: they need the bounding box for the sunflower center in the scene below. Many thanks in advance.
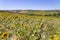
[3,34,7,37]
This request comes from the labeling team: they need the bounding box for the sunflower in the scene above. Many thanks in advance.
[1,31,9,39]
[50,34,58,40]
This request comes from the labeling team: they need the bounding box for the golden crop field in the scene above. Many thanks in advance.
[0,11,60,40]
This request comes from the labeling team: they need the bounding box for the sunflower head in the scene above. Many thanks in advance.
[1,31,9,39]
[50,33,59,40]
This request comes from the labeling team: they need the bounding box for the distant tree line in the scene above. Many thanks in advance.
[44,12,60,17]
[27,12,60,17]
[0,10,60,17]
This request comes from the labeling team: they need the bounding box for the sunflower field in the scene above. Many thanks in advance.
[0,11,60,40]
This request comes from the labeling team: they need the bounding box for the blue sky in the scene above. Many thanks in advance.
[0,0,60,10]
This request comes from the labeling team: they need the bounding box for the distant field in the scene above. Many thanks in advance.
[0,11,60,40]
